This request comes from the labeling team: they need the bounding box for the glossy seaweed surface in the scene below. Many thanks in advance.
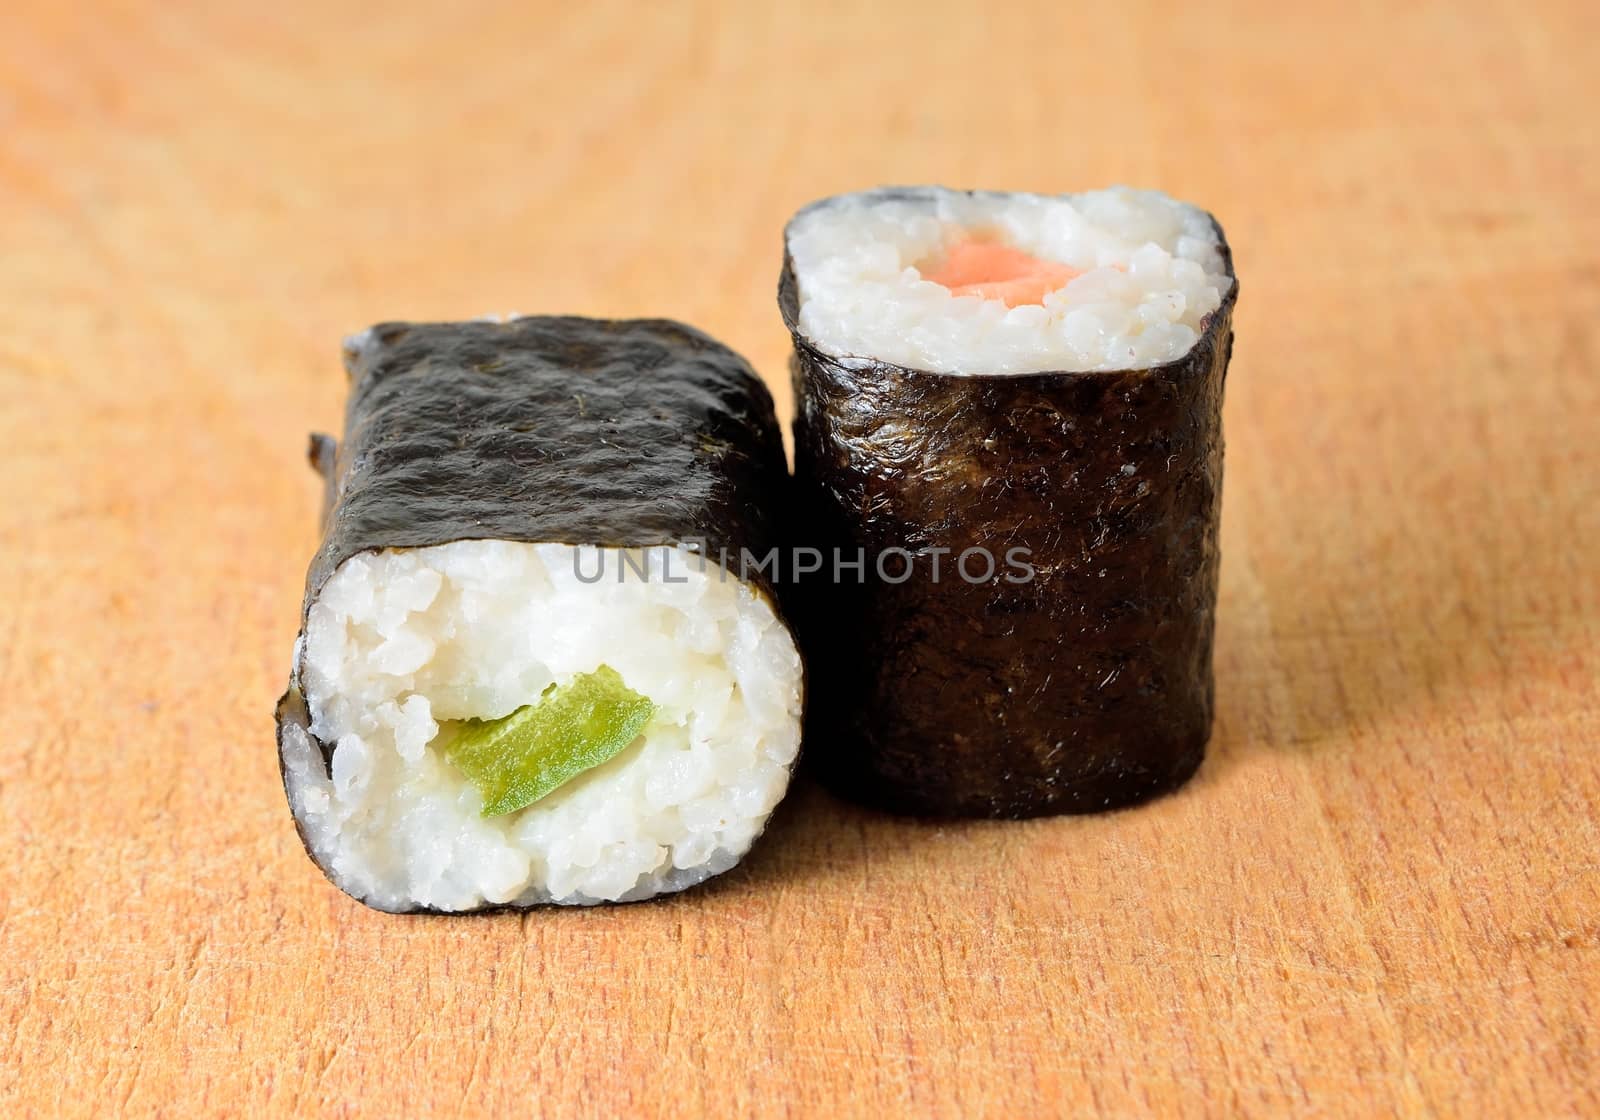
[275,316,792,910]
[303,316,789,605]
[782,215,1237,818]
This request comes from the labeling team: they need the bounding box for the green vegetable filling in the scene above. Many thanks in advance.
[444,665,655,818]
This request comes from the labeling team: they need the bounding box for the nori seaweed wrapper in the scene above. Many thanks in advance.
[275,316,793,908]
[781,199,1237,818]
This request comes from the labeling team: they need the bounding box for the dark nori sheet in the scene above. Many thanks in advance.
[781,199,1237,818]
[275,316,793,910]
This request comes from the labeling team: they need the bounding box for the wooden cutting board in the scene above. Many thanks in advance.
[3,1,1595,1115]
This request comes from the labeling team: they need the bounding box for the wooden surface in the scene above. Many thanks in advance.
[3,1,1597,1115]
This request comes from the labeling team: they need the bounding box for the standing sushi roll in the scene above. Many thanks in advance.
[781,186,1237,818]
[276,317,804,911]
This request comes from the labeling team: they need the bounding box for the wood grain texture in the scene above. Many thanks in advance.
[2,0,1596,1115]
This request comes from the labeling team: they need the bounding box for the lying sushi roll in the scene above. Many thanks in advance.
[781,186,1237,818]
[276,317,804,911]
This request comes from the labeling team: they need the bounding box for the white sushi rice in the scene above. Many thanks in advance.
[788,185,1231,374]
[279,540,803,912]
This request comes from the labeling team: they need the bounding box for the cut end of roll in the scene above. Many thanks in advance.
[280,541,803,912]
[787,185,1231,375]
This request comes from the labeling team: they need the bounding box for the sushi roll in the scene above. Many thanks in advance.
[781,186,1237,818]
[275,317,804,911]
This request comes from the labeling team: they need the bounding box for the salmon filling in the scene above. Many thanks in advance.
[786,186,1231,373]
[921,238,1081,307]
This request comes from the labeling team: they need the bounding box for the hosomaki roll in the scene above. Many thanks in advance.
[781,186,1237,818]
[276,317,803,911]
